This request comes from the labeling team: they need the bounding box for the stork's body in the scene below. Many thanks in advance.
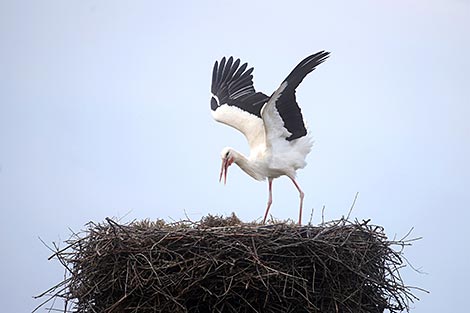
[210,51,330,225]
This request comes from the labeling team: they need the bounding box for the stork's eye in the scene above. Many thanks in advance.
[225,151,230,158]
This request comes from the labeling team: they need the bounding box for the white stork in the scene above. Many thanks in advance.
[210,51,330,225]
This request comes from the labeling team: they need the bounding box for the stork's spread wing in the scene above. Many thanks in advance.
[262,51,330,145]
[211,57,269,151]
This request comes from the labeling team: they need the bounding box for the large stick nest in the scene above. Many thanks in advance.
[35,214,419,313]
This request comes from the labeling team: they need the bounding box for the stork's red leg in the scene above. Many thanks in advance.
[290,178,305,225]
[262,178,274,224]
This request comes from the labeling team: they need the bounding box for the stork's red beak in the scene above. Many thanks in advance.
[219,158,230,185]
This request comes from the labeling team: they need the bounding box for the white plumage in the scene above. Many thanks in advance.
[210,51,330,225]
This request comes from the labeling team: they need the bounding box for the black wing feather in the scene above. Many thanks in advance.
[216,57,226,85]
[274,51,330,141]
[231,62,248,82]
[220,57,233,83]
[211,57,268,117]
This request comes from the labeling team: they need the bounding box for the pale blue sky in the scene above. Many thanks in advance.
[1,0,469,312]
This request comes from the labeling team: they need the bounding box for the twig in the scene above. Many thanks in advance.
[346,192,359,220]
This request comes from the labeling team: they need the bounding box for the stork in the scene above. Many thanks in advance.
[210,51,330,225]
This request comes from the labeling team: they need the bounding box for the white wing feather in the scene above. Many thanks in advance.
[261,81,312,173]
[261,81,291,148]
[211,104,266,155]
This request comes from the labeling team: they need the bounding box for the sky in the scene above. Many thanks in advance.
[1,0,469,312]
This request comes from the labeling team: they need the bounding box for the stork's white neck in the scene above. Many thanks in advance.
[229,149,266,181]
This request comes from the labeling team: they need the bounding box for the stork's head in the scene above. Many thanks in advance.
[219,147,235,185]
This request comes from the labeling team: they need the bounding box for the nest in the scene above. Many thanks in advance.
[35,214,419,313]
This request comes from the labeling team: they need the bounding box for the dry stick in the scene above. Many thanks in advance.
[32,285,69,313]
[346,192,360,221]
[308,207,314,225]
[38,236,56,254]
[47,239,85,261]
